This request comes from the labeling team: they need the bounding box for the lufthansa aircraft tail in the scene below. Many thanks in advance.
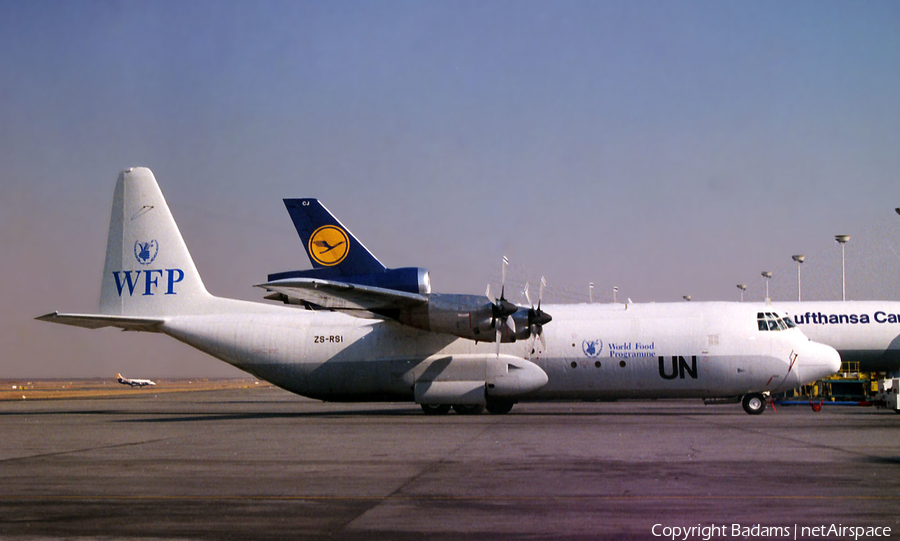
[268,199,430,295]
[38,167,215,330]
[284,199,386,276]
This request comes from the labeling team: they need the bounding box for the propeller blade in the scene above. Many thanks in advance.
[487,256,519,351]
[526,323,545,353]
[529,277,551,351]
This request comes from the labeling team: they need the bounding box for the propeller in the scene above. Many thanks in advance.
[524,276,552,349]
[486,256,518,352]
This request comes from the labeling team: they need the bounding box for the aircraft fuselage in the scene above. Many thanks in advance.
[162,299,836,403]
[772,301,900,373]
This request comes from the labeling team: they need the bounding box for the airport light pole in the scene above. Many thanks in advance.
[613,286,618,303]
[761,272,772,301]
[835,235,850,301]
[792,255,805,302]
[589,282,594,304]
[737,284,747,302]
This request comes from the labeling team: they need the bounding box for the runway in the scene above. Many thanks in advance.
[0,386,898,540]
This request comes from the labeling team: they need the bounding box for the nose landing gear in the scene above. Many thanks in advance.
[742,393,767,415]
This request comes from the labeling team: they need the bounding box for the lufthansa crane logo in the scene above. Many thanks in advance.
[308,225,349,266]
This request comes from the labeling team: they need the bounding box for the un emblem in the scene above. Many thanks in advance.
[582,339,603,358]
[134,240,159,265]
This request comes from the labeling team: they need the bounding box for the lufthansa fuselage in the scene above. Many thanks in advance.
[770,301,900,373]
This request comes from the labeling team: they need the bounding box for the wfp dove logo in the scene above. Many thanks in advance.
[582,339,603,358]
[134,240,158,265]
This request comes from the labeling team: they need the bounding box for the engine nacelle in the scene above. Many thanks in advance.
[398,293,519,343]
[510,310,534,341]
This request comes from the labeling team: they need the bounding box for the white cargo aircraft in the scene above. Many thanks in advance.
[116,373,156,387]
[37,168,840,415]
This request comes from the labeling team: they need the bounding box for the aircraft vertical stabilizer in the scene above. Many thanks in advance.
[284,198,386,276]
[267,199,430,295]
[99,167,212,317]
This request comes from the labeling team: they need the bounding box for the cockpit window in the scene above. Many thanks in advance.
[757,311,792,332]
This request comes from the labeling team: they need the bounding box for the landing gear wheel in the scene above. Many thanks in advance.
[486,399,515,415]
[420,404,451,415]
[452,404,485,415]
[742,393,766,415]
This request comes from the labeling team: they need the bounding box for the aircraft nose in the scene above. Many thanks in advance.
[797,341,842,385]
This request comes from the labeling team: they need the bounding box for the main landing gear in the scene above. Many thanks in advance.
[420,399,515,415]
[485,399,515,415]
[741,393,767,415]
[420,404,451,415]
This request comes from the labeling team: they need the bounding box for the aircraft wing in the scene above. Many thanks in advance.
[36,312,165,332]
[257,278,428,312]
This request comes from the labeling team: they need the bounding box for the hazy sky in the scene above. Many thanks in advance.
[3,1,900,378]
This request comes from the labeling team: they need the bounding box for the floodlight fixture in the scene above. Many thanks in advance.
[761,271,773,301]
[792,255,805,301]
[835,235,850,301]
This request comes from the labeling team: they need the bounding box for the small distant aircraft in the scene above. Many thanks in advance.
[117,373,156,387]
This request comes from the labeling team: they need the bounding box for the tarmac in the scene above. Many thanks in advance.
[0,383,898,540]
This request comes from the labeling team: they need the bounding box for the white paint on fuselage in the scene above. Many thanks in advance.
[159,297,839,403]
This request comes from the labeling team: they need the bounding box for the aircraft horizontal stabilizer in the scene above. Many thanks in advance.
[257,278,428,311]
[36,312,165,332]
